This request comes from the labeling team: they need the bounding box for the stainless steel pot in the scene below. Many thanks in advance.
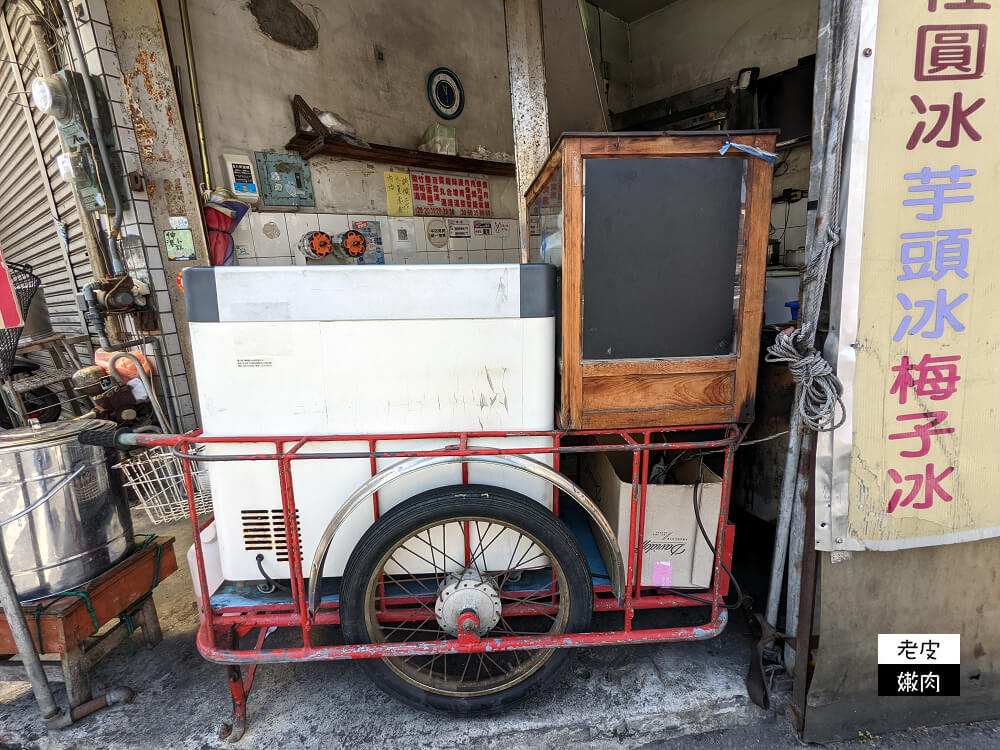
[0,419,133,601]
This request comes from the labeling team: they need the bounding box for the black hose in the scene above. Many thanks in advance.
[255,554,289,593]
[659,453,746,611]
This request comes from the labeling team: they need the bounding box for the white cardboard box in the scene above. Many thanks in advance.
[580,451,723,589]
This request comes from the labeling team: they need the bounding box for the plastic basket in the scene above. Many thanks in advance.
[0,262,40,378]
[116,446,212,525]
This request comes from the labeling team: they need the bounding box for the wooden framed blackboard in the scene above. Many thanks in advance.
[524,131,776,430]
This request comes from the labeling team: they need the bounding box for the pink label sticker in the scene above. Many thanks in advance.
[652,560,673,588]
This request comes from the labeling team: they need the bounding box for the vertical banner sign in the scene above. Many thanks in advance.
[848,0,1000,548]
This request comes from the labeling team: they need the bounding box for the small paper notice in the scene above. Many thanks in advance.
[384,171,414,217]
[652,561,673,588]
[388,217,417,256]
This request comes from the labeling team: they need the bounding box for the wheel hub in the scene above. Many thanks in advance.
[434,568,502,637]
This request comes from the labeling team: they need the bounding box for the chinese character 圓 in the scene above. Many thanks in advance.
[888,411,955,457]
[890,354,961,404]
[898,671,921,693]
[928,0,991,10]
[894,289,968,340]
[921,640,940,659]
[915,25,988,81]
[887,463,955,512]
[898,228,971,280]
[903,166,975,220]
[907,94,985,150]
[897,639,920,659]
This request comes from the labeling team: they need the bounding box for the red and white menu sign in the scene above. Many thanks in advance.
[410,172,492,217]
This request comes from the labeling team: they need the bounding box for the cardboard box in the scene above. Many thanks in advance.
[580,451,723,589]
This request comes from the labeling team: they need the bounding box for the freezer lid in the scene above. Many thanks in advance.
[183,264,555,322]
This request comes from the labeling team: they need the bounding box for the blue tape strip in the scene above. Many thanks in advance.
[719,141,777,163]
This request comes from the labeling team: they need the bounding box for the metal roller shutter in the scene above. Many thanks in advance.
[0,5,91,347]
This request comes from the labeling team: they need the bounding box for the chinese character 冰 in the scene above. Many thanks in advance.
[890,354,962,405]
[921,673,941,692]
[887,463,955,512]
[916,25,988,80]
[929,0,991,9]
[898,670,921,692]
[921,640,940,659]
[907,94,985,150]
[888,412,955,458]
[898,228,971,280]
[903,166,975,220]
[894,289,968,340]
[897,639,919,659]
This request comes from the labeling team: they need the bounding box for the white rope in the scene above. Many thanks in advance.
[765,323,846,432]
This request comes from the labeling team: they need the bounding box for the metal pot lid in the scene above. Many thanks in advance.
[0,419,115,450]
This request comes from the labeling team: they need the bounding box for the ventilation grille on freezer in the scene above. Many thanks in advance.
[241,509,301,563]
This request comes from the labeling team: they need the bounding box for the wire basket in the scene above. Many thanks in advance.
[116,446,213,525]
[0,262,40,379]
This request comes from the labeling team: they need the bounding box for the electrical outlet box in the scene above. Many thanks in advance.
[223,153,259,203]
[50,70,127,212]
[253,152,315,208]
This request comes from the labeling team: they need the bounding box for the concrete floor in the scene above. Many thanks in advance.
[4,516,1000,749]
[0,515,774,749]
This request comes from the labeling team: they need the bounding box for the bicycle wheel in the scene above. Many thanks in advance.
[339,484,593,714]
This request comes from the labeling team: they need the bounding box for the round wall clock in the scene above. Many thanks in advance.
[427,67,464,120]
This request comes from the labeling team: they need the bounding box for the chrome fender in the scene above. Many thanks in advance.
[306,452,626,616]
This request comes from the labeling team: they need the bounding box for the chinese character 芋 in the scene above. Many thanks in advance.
[894,289,968,340]
[903,166,975,220]
[898,228,971,280]
[916,25,988,80]
[921,673,941,692]
[907,94,985,150]
[890,354,962,404]
[897,639,920,659]
[898,670,921,692]
[887,463,955,512]
[888,412,955,457]
[928,0,991,9]
[921,640,940,659]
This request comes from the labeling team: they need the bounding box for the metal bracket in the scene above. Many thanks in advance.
[291,94,329,160]
[305,453,627,616]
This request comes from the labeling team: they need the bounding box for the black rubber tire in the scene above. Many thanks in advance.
[340,484,593,715]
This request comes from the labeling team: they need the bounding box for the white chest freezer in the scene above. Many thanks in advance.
[183,264,556,582]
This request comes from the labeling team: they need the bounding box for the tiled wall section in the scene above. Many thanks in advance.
[233,213,523,266]
[76,0,196,431]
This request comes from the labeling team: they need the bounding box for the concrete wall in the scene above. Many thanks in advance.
[543,0,609,142]
[160,0,519,217]
[805,540,1000,742]
[628,0,819,109]
[580,2,632,114]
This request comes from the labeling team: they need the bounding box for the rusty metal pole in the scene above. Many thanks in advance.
[0,537,70,728]
[504,0,550,261]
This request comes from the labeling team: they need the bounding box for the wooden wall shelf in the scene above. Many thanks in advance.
[284,133,516,177]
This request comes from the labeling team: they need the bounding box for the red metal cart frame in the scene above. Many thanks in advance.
[122,424,742,740]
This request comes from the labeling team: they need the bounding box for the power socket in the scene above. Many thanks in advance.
[782,188,805,203]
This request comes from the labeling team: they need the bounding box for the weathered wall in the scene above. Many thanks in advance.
[580,2,631,115]
[628,0,818,199]
[805,541,1000,742]
[628,0,819,109]
[542,0,608,142]
[160,0,519,216]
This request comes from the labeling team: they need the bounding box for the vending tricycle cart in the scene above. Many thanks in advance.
[83,131,774,740]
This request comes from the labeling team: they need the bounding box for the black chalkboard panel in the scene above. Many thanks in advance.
[582,157,744,360]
